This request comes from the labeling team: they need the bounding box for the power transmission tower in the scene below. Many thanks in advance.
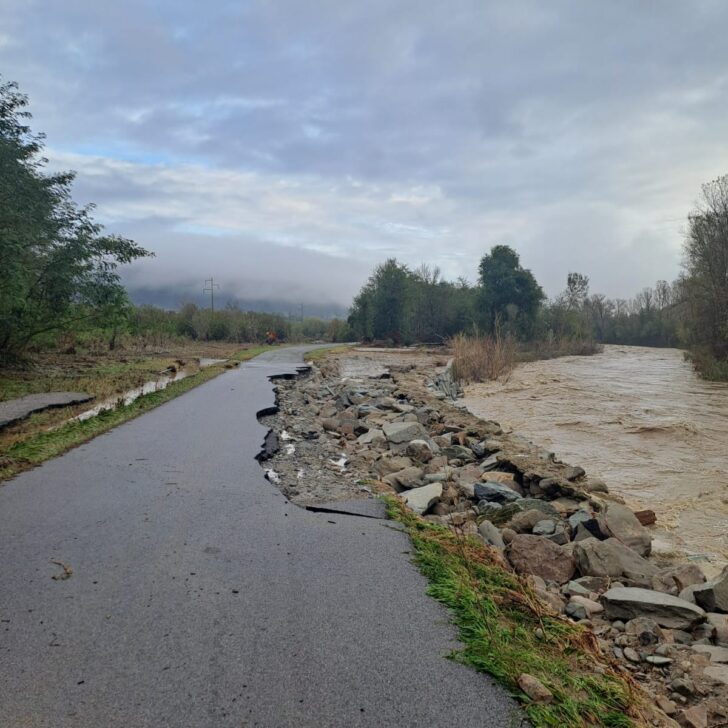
[203,277,220,312]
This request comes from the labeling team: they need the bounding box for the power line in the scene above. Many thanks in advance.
[203,277,220,313]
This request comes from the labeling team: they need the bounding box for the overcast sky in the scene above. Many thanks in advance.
[2,1,728,309]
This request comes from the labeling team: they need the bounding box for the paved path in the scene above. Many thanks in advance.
[0,392,94,428]
[0,346,519,727]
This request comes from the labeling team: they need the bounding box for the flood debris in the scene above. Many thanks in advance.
[259,347,728,725]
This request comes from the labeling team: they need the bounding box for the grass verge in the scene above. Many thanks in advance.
[0,346,274,483]
[384,496,651,728]
[303,344,354,362]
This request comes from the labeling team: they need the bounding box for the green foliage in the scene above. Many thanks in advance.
[478,245,545,337]
[682,175,728,362]
[348,259,478,343]
[0,77,152,361]
[384,497,642,728]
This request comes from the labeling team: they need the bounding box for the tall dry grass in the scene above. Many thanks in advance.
[450,332,516,383]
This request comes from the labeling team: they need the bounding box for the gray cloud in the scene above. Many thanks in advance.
[2,0,728,308]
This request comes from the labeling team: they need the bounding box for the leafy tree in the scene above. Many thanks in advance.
[477,245,545,336]
[0,77,152,361]
[683,175,728,360]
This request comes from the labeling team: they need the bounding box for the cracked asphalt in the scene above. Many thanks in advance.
[0,346,520,727]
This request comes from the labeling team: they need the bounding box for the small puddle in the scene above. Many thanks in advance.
[74,358,226,422]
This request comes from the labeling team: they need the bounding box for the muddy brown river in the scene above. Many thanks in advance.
[463,345,728,573]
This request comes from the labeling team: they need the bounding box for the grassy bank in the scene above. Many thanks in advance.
[0,345,273,483]
[686,348,728,382]
[303,344,354,362]
[385,497,648,728]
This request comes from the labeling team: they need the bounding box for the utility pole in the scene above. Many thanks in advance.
[203,277,219,313]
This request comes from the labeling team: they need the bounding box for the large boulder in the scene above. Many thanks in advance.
[402,483,443,515]
[506,534,576,585]
[508,509,552,533]
[478,520,505,549]
[474,481,522,505]
[692,567,728,613]
[383,421,429,445]
[373,456,413,477]
[598,502,652,557]
[601,587,706,629]
[383,466,425,491]
[573,537,658,582]
[652,564,706,596]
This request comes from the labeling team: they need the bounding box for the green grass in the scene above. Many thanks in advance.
[384,497,649,728]
[303,344,353,362]
[230,345,278,362]
[0,346,275,483]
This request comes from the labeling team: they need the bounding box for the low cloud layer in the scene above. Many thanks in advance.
[3,1,728,310]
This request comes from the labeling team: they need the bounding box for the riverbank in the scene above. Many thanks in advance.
[0,343,273,482]
[463,345,728,575]
[261,347,728,727]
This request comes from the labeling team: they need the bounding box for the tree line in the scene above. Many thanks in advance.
[348,176,728,379]
[0,77,349,362]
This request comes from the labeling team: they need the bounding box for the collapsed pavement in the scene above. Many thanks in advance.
[259,349,728,727]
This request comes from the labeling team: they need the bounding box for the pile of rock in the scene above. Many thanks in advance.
[264,355,728,725]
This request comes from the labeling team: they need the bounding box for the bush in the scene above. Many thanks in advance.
[450,332,516,383]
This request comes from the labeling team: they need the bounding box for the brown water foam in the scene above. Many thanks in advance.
[464,345,728,572]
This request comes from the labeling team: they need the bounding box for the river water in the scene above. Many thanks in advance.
[463,345,728,572]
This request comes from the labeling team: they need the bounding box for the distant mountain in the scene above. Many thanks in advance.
[127,286,349,320]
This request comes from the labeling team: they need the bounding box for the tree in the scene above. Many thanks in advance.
[477,245,545,336]
[683,175,728,360]
[564,272,590,310]
[0,77,151,361]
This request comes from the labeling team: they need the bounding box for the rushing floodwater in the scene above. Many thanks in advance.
[464,345,728,572]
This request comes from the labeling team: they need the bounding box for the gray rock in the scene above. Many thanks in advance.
[473,481,522,504]
[652,564,706,596]
[357,428,385,445]
[569,594,603,615]
[704,664,728,686]
[691,644,728,662]
[508,509,551,533]
[478,520,505,549]
[670,677,695,696]
[506,535,576,585]
[625,616,659,645]
[563,465,585,481]
[382,421,429,445]
[707,613,728,645]
[602,587,706,629]
[383,467,425,491]
[692,567,728,613]
[678,584,700,604]
[563,580,591,597]
[573,537,658,582]
[441,445,476,462]
[598,502,652,557]
[623,647,641,663]
[583,478,609,494]
[402,483,443,515]
[645,655,672,666]
[565,601,588,620]
[373,456,414,476]
[533,519,556,536]
[423,472,448,484]
[405,439,436,462]
[479,453,499,471]
[546,525,570,546]
[568,509,592,531]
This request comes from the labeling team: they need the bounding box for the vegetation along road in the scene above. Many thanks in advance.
[0,346,520,727]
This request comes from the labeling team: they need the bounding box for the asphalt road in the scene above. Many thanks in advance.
[0,346,520,727]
